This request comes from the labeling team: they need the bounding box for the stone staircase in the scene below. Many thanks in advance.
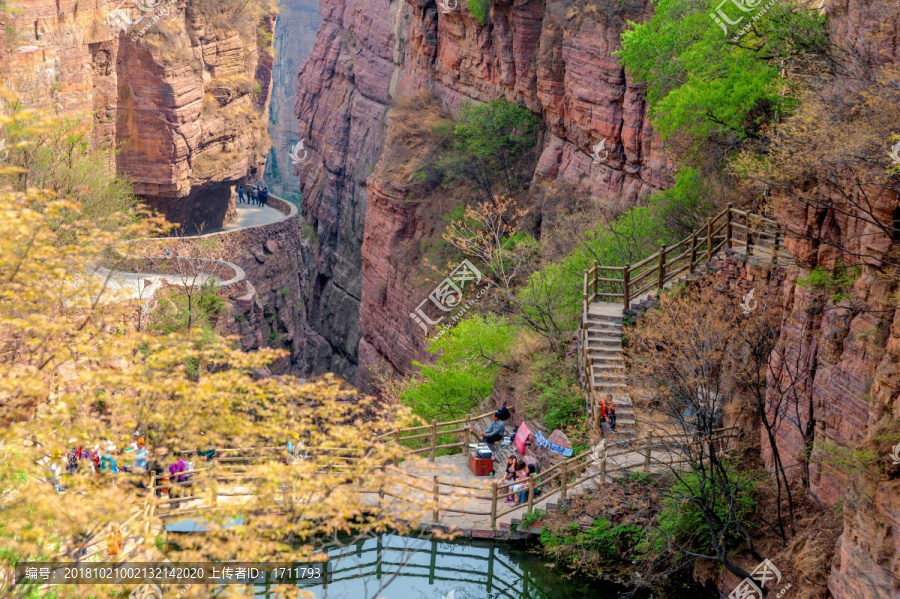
[581,303,638,439]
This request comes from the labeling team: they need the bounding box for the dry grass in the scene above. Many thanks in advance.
[207,75,256,105]
[377,90,451,182]
[188,0,274,41]
[142,18,195,67]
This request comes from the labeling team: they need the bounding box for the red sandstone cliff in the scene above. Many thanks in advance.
[294,0,674,381]
[292,0,900,594]
[764,2,900,597]
[2,0,275,231]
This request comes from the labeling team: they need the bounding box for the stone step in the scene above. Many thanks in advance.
[585,344,622,354]
[594,381,627,389]
[586,322,622,332]
[592,358,624,366]
[586,319,622,329]
[586,328,622,337]
[586,333,622,343]
[591,314,623,324]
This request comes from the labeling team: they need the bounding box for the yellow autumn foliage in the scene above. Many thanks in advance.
[0,108,427,597]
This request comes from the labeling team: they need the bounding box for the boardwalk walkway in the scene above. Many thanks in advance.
[118,205,784,541]
[578,204,789,438]
[141,413,737,537]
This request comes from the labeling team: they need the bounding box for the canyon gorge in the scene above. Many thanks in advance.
[1,0,899,595]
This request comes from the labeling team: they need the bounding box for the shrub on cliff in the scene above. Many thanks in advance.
[401,314,513,424]
[619,0,828,144]
[519,167,716,330]
[1,107,138,232]
[467,0,491,25]
[436,98,539,202]
[653,465,758,558]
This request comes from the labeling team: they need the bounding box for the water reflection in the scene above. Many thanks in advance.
[256,534,628,599]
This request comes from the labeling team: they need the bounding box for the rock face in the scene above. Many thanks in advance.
[146,196,309,375]
[765,2,900,597]
[293,0,674,381]
[264,0,321,198]
[2,0,276,232]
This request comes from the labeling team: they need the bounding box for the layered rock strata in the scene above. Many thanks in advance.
[294,0,674,381]
[2,0,275,231]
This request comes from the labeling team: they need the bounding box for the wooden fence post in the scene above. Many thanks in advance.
[433,475,439,522]
[726,203,733,248]
[747,221,754,256]
[600,452,607,482]
[706,218,713,263]
[560,460,568,501]
[657,244,666,294]
[527,473,535,514]
[582,271,589,318]
[490,482,499,529]
[643,433,654,473]
[587,358,594,393]
[623,263,630,309]
[429,419,437,462]
[464,413,471,447]
[394,429,401,466]
[689,231,698,272]
[592,261,599,299]
[378,467,385,511]
[208,461,217,507]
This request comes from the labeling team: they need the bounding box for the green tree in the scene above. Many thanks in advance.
[401,315,514,423]
[2,108,137,229]
[619,0,827,143]
[437,98,539,202]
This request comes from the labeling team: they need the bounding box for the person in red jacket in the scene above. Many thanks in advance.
[598,397,609,433]
[606,394,617,430]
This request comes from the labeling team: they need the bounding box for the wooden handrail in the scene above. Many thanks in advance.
[577,207,781,316]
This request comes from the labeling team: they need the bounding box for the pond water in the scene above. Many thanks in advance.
[278,534,637,599]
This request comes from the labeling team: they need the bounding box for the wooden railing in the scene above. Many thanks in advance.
[579,204,784,317]
[143,411,497,519]
[144,425,739,527]
[578,205,785,400]
[366,426,740,526]
[375,411,496,461]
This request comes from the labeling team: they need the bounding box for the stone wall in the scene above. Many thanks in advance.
[147,195,309,375]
